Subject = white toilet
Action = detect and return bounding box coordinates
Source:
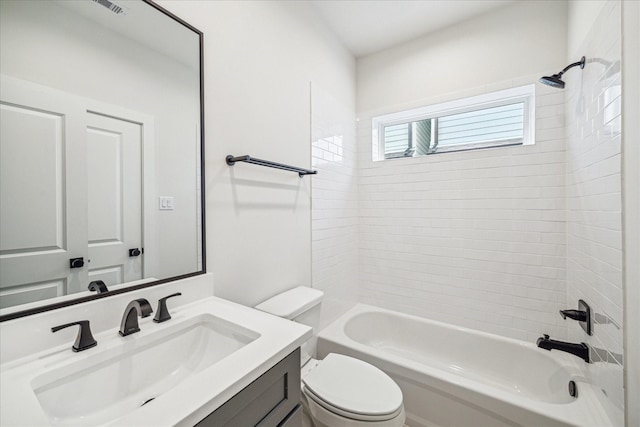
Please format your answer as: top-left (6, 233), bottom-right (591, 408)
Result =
top-left (255, 287), bottom-right (406, 427)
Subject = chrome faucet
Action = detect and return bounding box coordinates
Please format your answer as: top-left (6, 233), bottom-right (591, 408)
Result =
top-left (536, 334), bottom-right (590, 363)
top-left (119, 298), bottom-right (153, 336)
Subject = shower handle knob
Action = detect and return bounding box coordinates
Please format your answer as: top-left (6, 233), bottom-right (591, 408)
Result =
top-left (559, 309), bottom-right (587, 322)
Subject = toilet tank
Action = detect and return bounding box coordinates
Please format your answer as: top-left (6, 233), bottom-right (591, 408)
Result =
top-left (255, 286), bottom-right (323, 326)
top-left (255, 286), bottom-right (323, 361)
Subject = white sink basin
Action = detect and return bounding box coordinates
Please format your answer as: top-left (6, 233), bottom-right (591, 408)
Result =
top-left (0, 296), bottom-right (311, 427)
top-left (31, 313), bottom-right (258, 426)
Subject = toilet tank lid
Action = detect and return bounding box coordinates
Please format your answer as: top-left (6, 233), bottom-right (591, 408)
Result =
top-left (255, 286), bottom-right (323, 319)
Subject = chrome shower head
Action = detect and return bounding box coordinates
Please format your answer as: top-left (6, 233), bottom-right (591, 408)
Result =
top-left (539, 56), bottom-right (586, 89)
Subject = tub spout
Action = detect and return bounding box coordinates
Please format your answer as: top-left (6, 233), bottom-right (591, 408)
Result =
top-left (536, 334), bottom-right (590, 363)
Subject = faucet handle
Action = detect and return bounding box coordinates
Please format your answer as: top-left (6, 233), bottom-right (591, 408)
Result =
top-left (560, 300), bottom-right (592, 335)
top-left (537, 334), bottom-right (550, 344)
top-left (52, 320), bottom-right (97, 352)
top-left (153, 293), bottom-right (182, 323)
top-left (559, 309), bottom-right (587, 321)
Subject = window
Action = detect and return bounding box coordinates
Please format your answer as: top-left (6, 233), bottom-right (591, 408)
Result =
top-left (373, 85), bottom-right (535, 160)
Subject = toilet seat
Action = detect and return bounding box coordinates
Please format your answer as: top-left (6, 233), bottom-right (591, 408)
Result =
top-left (304, 386), bottom-right (404, 422)
top-left (302, 353), bottom-right (403, 421)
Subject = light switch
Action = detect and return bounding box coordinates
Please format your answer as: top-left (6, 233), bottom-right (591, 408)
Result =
top-left (159, 196), bottom-right (174, 210)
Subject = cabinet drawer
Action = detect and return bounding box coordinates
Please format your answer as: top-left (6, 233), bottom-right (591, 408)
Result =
top-left (278, 404), bottom-right (302, 427)
top-left (196, 348), bottom-right (301, 427)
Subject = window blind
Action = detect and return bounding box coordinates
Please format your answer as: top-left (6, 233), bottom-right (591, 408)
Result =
top-left (437, 102), bottom-right (524, 147)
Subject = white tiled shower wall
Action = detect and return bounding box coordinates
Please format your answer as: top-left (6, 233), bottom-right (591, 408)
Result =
top-left (311, 84), bottom-right (359, 331)
top-left (565, 1), bottom-right (623, 420)
top-left (357, 81), bottom-right (568, 342)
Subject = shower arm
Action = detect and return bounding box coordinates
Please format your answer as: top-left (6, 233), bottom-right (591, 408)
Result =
top-left (558, 57), bottom-right (586, 76)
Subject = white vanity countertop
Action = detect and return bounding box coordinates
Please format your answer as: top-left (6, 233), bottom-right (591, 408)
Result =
top-left (0, 296), bottom-right (311, 426)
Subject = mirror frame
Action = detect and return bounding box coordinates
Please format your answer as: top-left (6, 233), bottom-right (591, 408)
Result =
top-left (0, 0), bottom-right (206, 322)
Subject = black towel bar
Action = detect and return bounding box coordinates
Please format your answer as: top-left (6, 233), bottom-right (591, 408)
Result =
top-left (226, 155), bottom-right (317, 177)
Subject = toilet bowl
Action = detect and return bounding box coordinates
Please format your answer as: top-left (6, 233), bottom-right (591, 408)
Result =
top-left (301, 354), bottom-right (405, 427)
top-left (255, 287), bottom-right (405, 427)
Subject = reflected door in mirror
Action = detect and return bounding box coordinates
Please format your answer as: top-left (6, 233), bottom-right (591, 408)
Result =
top-left (86, 112), bottom-right (143, 286)
top-left (1, 77), bottom-right (88, 307)
top-left (0, 78), bottom-right (146, 308)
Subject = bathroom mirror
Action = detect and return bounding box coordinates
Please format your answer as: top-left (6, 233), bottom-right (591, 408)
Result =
top-left (0, 0), bottom-right (205, 320)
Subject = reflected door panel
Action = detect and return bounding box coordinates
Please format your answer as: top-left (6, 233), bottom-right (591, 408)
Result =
top-left (0, 77), bottom-right (88, 307)
top-left (86, 113), bottom-right (143, 284)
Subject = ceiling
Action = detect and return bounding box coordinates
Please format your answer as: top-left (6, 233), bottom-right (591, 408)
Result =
top-left (309, 0), bottom-right (516, 57)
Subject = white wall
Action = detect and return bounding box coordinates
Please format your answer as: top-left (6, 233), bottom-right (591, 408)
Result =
top-left (621, 2), bottom-right (640, 425)
top-left (565, 2), bottom-right (624, 424)
top-left (356, 0), bottom-right (569, 342)
top-left (159, 1), bottom-right (356, 309)
top-left (567, 0), bottom-right (607, 58)
top-left (357, 1), bottom-right (568, 113)
top-left (0, 1), bottom-right (199, 284)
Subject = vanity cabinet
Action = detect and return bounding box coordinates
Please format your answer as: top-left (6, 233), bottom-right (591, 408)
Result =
top-left (196, 348), bottom-right (301, 427)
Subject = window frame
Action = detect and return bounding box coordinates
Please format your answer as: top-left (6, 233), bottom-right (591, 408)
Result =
top-left (372, 84), bottom-right (536, 161)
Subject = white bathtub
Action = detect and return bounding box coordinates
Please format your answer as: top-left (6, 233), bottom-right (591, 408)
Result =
top-left (316, 304), bottom-right (614, 427)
